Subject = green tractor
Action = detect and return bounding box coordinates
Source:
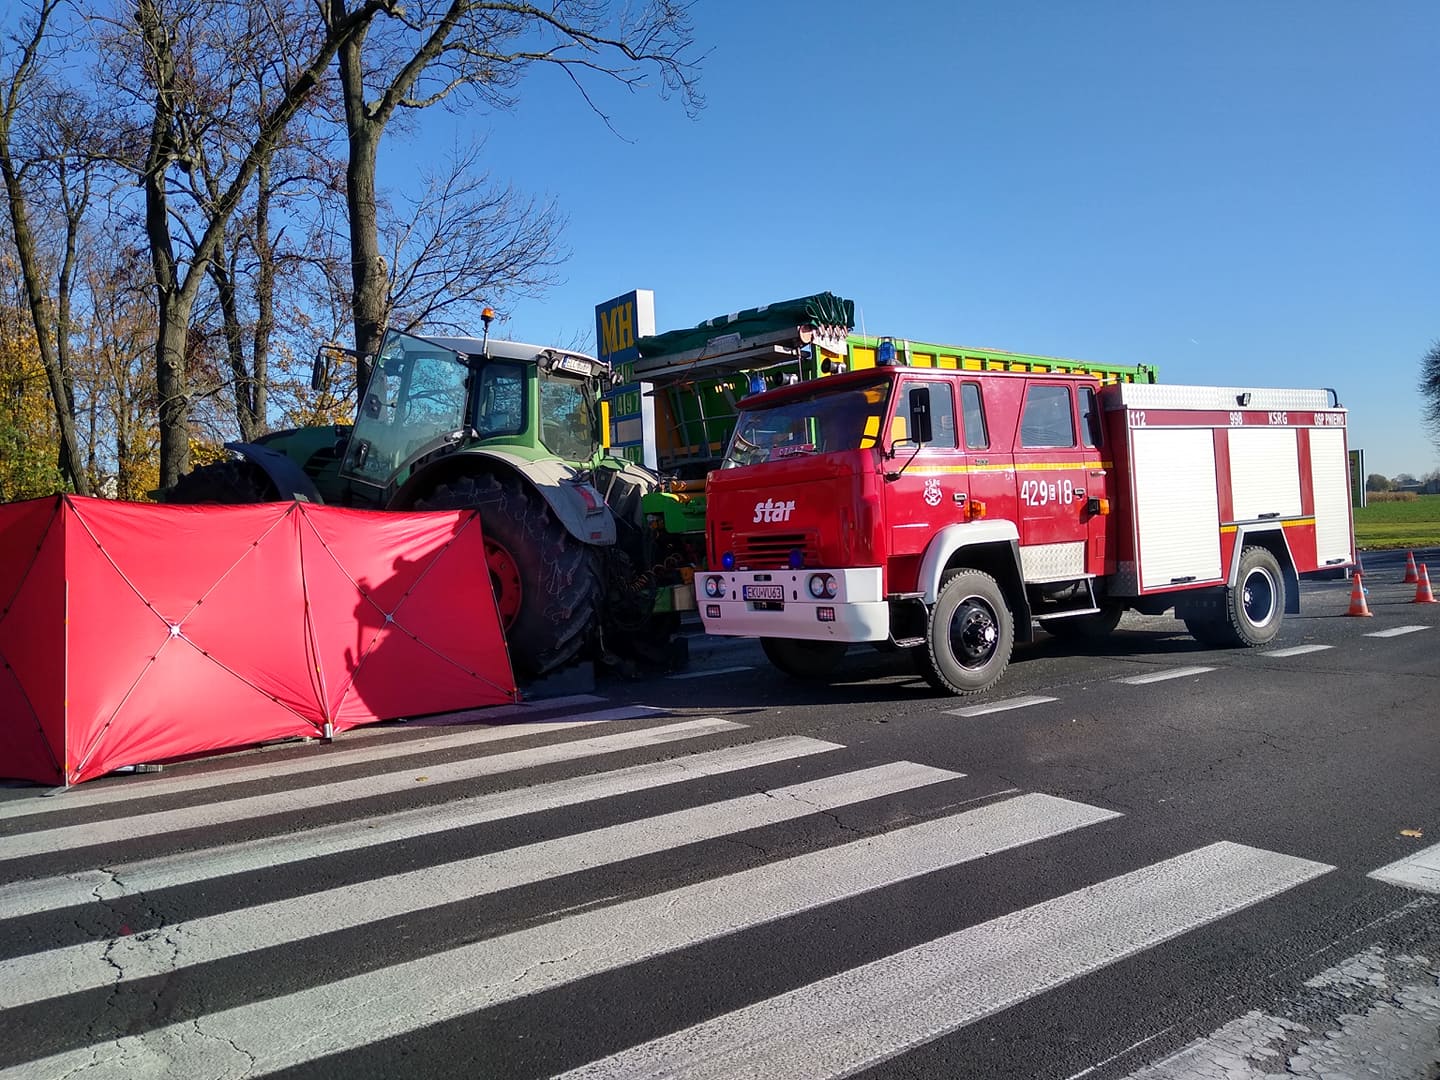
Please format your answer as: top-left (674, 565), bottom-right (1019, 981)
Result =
top-left (165, 321), bottom-right (673, 679)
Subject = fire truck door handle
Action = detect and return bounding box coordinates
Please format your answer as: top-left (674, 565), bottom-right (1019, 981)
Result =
top-left (953, 492), bottom-right (967, 505)
top-left (1074, 489), bottom-right (1086, 497)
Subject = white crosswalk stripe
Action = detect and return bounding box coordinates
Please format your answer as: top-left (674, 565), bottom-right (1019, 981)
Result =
top-left (0, 705), bottom-right (1342, 1080)
top-left (0, 717), bottom-right (740, 862)
top-left (558, 842), bottom-right (1333, 1080)
top-left (0, 736), bottom-right (840, 920)
top-left (2, 761), bottom-right (964, 1008)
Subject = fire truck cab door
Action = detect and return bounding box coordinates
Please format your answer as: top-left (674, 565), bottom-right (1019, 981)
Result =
top-left (1013, 381), bottom-right (1103, 580)
top-left (884, 378), bottom-right (968, 563)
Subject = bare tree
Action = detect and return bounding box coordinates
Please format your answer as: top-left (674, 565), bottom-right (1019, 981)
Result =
top-left (327, 0), bottom-right (702, 394)
top-left (0, 0), bottom-right (97, 494)
top-left (115, 0), bottom-right (396, 488)
top-left (1421, 340), bottom-right (1440, 448)
top-left (385, 141), bottom-right (565, 335)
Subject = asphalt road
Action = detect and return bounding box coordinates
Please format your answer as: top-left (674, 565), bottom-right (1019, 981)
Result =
top-left (1, 550), bottom-right (1437, 1079)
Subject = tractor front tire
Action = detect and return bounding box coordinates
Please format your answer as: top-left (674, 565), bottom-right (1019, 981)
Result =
top-left (165, 459), bottom-right (279, 503)
top-left (417, 473), bottom-right (601, 680)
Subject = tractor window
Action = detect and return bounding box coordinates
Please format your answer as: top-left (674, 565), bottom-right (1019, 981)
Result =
top-left (1020, 384), bottom-right (1076, 448)
top-left (477, 362), bottom-right (525, 438)
top-left (342, 330), bottom-right (469, 486)
top-left (539, 369), bottom-right (596, 460)
top-left (961, 382), bottom-right (989, 449)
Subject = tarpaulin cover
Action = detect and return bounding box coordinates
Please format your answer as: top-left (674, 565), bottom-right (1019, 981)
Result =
top-left (636, 292), bottom-right (856, 358)
top-left (0, 496), bottom-right (516, 786)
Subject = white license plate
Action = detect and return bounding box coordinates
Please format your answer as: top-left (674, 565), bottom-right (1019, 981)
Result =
top-left (743, 585), bottom-right (784, 601)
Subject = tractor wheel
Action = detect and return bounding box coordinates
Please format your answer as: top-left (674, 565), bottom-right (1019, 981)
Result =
top-left (916, 568), bottom-right (1014, 695)
top-left (760, 637), bottom-right (848, 680)
top-left (165, 459), bottom-right (279, 503)
top-left (1044, 601), bottom-right (1124, 643)
top-left (416, 473), bottom-right (601, 680)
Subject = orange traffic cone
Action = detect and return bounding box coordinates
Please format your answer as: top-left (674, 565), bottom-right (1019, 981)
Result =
top-left (1346, 571), bottom-right (1374, 617)
top-left (1413, 565), bottom-right (1437, 604)
top-left (1403, 551), bottom-right (1420, 584)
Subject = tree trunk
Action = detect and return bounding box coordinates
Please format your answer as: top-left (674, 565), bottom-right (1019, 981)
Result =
top-left (251, 159), bottom-right (273, 436)
top-left (340, 29), bottom-right (385, 399)
top-left (0, 156), bottom-right (93, 496)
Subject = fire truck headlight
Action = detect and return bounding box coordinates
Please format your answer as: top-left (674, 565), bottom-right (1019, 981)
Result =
top-left (704, 576), bottom-right (725, 598)
top-left (808, 573), bottom-right (838, 599)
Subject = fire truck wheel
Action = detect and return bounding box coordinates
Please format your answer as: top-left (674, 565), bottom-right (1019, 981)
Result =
top-left (416, 472), bottom-right (601, 680)
top-left (919, 568), bottom-right (1014, 695)
top-left (760, 637), bottom-right (848, 680)
top-left (1219, 546), bottom-right (1286, 647)
top-left (1043, 602), bottom-right (1124, 643)
top-left (164, 459), bottom-right (279, 503)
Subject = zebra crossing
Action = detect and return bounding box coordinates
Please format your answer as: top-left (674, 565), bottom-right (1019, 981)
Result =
top-left (0, 695), bottom-right (1347, 1079)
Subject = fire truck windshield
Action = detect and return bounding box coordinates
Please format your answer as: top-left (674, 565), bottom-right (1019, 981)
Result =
top-left (724, 378), bottom-right (891, 468)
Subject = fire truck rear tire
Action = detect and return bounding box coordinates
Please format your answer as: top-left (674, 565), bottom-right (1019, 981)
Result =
top-left (1218, 546), bottom-right (1286, 647)
top-left (918, 568), bottom-right (1014, 695)
top-left (760, 637), bottom-right (847, 680)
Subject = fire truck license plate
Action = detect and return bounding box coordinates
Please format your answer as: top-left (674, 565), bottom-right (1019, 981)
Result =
top-left (743, 585), bottom-right (784, 601)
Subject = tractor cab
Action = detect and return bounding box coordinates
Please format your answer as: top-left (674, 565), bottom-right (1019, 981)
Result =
top-left (337, 328), bottom-right (609, 497)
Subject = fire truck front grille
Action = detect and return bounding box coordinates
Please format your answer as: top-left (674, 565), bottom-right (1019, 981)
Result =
top-left (733, 532), bottom-right (818, 570)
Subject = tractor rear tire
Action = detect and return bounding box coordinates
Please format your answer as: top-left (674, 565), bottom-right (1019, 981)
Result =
top-left (165, 459), bottom-right (279, 503)
top-left (417, 473), bottom-right (601, 680)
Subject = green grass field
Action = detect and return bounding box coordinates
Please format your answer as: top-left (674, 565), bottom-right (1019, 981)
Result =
top-left (1353, 494), bottom-right (1440, 549)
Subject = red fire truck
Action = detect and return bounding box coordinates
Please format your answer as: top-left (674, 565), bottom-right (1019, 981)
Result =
top-left (698, 351), bottom-right (1355, 694)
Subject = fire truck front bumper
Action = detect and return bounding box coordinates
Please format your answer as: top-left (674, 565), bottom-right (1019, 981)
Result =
top-left (695, 567), bottom-right (888, 643)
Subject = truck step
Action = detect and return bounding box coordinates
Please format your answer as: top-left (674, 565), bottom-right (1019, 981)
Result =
top-left (889, 636), bottom-right (926, 649)
top-left (1035, 607), bottom-right (1102, 620)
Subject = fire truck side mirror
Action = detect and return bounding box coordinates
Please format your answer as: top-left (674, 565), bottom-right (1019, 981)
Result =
top-left (907, 386), bottom-right (933, 446)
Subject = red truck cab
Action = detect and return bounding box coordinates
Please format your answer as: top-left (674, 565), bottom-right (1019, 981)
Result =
top-left (700, 365), bottom-right (1353, 695)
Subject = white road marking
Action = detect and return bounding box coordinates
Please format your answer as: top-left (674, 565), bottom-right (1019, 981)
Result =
top-left (0, 708), bottom-right (640, 820)
top-left (946, 695), bottom-right (1057, 718)
top-left (0, 737), bottom-right (842, 920)
top-left (1117, 666), bottom-right (1215, 685)
top-left (1265, 644), bottom-right (1334, 658)
top-left (0, 718), bottom-right (741, 863)
top-left (667, 665), bottom-right (755, 680)
top-left (1, 762), bottom-right (965, 1008)
top-left (1363, 625), bottom-right (1430, 638)
top-left (339, 693), bottom-right (607, 734)
top-left (558, 842), bottom-right (1334, 1080)
top-left (1368, 840), bottom-right (1440, 893)
top-left (0, 793), bottom-right (1120, 1079)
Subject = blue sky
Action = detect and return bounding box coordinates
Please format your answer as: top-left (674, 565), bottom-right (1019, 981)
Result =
top-left (383, 1), bottom-right (1438, 477)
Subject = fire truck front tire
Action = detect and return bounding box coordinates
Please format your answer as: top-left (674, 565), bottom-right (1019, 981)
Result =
top-left (760, 638), bottom-right (847, 680)
top-left (918, 568), bottom-right (1015, 695)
